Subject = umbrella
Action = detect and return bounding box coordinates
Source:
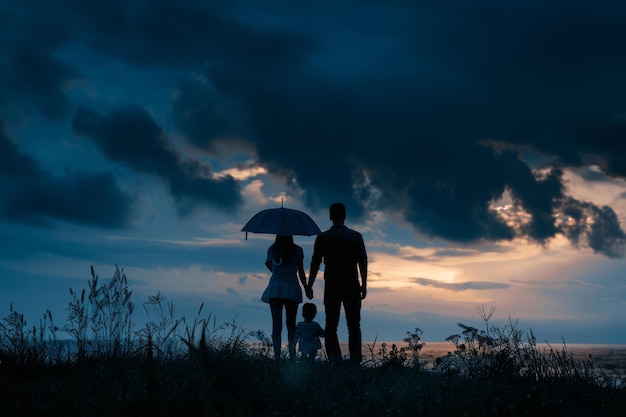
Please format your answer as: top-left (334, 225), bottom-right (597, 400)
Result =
top-left (241, 206), bottom-right (322, 239)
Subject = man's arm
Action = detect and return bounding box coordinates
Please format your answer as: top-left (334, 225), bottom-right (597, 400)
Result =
top-left (358, 259), bottom-right (367, 300)
top-left (306, 261), bottom-right (319, 300)
top-left (297, 259), bottom-right (307, 288)
top-left (358, 235), bottom-right (368, 300)
top-left (307, 237), bottom-right (322, 300)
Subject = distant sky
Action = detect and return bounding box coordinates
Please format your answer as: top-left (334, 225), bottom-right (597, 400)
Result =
top-left (1, 0), bottom-right (626, 345)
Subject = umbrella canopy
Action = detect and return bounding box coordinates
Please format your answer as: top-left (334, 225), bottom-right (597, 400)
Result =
top-left (242, 207), bottom-right (322, 238)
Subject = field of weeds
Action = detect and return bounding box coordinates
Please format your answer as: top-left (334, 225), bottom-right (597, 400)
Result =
top-left (1, 267), bottom-right (625, 416)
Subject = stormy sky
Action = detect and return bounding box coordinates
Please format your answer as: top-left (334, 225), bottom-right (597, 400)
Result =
top-left (1, 0), bottom-right (626, 344)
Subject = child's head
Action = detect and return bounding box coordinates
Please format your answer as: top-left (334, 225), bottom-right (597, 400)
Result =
top-left (302, 303), bottom-right (317, 321)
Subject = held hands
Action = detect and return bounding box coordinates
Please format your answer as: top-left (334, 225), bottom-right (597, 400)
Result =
top-left (305, 285), bottom-right (314, 300)
top-left (360, 285), bottom-right (367, 300)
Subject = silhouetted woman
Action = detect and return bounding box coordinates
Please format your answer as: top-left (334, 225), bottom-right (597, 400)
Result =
top-left (262, 235), bottom-right (306, 359)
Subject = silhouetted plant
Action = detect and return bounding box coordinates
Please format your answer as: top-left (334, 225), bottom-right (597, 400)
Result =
top-left (434, 313), bottom-right (615, 388)
top-left (250, 329), bottom-right (273, 357)
top-left (404, 327), bottom-right (427, 368)
top-left (363, 329), bottom-right (426, 370)
top-left (0, 304), bottom-right (58, 366)
top-left (378, 342), bottom-right (409, 368)
top-left (136, 291), bottom-right (185, 360)
top-left (476, 304), bottom-right (495, 336)
top-left (62, 265), bottom-right (136, 360)
top-left (1, 268), bottom-right (625, 417)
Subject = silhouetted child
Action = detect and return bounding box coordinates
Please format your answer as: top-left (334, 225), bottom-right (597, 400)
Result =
top-left (290, 303), bottom-right (325, 363)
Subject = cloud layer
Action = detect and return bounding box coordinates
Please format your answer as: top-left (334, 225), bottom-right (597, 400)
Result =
top-left (413, 277), bottom-right (510, 292)
top-left (72, 105), bottom-right (242, 216)
top-left (0, 118), bottom-right (133, 228)
top-left (2, 0), bottom-right (626, 256)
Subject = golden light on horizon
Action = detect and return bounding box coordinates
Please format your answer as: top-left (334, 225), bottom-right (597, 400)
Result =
top-left (369, 252), bottom-right (460, 290)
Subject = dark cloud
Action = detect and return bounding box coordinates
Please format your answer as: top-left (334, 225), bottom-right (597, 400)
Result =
top-left (0, 39), bottom-right (82, 121)
top-left (72, 105), bottom-right (242, 215)
top-left (504, 162), bottom-right (564, 243)
top-left (6, 171), bottom-right (134, 228)
top-left (413, 277), bottom-right (510, 292)
top-left (0, 0), bottom-right (83, 120)
top-left (0, 118), bottom-right (134, 228)
top-left (172, 1), bottom-right (626, 255)
top-left (387, 144), bottom-right (514, 243)
top-left (171, 74), bottom-right (250, 151)
top-left (9, 0), bottom-right (313, 69)
top-left (0, 119), bottom-right (39, 176)
top-left (559, 198), bottom-right (626, 258)
top-left (6, 1), bottom-right (626, 255)
top-left (572, 118), bottom-right (626, 178)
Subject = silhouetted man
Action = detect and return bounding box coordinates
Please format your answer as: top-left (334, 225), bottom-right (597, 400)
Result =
top-left (306, 202), bottom-right (367, 363)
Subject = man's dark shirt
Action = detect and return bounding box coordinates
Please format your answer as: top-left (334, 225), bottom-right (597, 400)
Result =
top-left (311, 225), bottom-right (367, 289)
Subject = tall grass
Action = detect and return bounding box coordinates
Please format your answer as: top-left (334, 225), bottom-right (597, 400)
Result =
top-left (1, 267), bottom-right (625, 416)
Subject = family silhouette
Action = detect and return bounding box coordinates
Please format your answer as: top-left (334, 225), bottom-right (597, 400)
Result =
top-left (260, 202), bottom-right (368, 364)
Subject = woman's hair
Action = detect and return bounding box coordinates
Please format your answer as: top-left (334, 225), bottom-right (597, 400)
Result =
top-left (302, 303), bottom-right (317, 321)
top-left (270, 235), bottom-right (294, 263)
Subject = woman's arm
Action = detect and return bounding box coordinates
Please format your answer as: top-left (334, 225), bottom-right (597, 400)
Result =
top-left (297, 259), bottom-right (306, 287)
